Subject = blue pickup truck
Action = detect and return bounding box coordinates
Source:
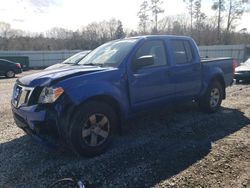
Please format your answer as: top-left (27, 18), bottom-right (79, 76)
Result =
top-left (11, 35), bottom-right (236, 156)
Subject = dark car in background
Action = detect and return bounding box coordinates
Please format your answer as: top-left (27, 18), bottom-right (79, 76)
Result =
top-left (45, 51), bottom-right (90, 70)
top-left (0, 59), bottom-right (22, 78)
top-left (234, 58), bottom-right (250, 83)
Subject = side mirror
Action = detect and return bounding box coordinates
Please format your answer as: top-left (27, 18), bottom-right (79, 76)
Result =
top-left (134, 55), bottom-right (154, 70)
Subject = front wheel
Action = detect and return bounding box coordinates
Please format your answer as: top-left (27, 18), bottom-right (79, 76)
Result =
top-left (68, 101), bottom-right (117, 157)
top-left (199, 80), bottom-right (223, 113)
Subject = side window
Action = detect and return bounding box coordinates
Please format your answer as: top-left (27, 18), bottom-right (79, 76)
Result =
top-left (171, 40), bottom-right (193, 64)
top-left (135, 40), bottom-right (167, 67)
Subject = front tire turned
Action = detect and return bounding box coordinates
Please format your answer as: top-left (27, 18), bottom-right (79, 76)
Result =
top-left (199, 80), bottom-right (223, 113)
top-left (68, 100), bottom-right (118, 157)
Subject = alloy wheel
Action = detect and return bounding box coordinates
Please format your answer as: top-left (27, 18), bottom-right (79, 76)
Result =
top-left (210, 88), bottom-right (220, 108)
top-left (82, 113), bottom-right (110, 147)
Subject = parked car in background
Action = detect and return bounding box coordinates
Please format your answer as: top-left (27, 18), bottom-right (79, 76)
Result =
top-left (11, 35), bottom-right (235, 156)
top-left (234, 58), bottom-right (250, 83)
top-left (0, 59), bottom-right (22, 78)
top-left (45, 51), bottom-right (90, 70)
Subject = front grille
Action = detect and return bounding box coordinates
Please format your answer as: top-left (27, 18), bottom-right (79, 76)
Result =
top-left (12, 84), bottom-right (34, 108)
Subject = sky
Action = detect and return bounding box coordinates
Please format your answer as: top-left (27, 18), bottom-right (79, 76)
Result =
top-left (0, 0), bottom-right (249, 33)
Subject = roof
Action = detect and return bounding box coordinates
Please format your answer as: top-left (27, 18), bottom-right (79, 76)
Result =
top-left (127, 35), bottom-right (193, 41)
top-left (0, 58), bottom-right (16, 63)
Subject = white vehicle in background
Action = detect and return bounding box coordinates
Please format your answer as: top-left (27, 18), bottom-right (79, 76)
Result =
top-left (45, 51), bottom-right (90, 70)
top-left (234, 58), bottom-right (250, 83)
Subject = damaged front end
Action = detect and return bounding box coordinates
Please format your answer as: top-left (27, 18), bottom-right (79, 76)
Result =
top-left (11, 83), bottom-right (76, 149)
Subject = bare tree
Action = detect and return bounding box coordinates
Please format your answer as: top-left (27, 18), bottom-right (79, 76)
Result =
top-left (149, 0), bottom-right (164, 33)
top-left (0, 22), bottom-right (13, 50)
top-left (193, 0), bottom-right (206, 44)
top-left (224, 0), bottom-right (250, 44)
top-left (137, 0), bottom-right (150, 34)
top-left (46, 27), bottom-right (73, 39)
top-left (158, 16), bottom-right (172, 33)
top-left (211, 0), bottom-right (225, 43)
top-left (183, 0), bottom-right (195, 35)
top-left (107, 18), bottom-right (119, 40)
top-left (212, 0), bottom-right (249, 44)
top-left (115, 20), bottom-right (125, 39)
top-left (157, 14), bottom-right (189, 35)
top-left (225, 0), bottom-right (249, 33)
top-left (0, 22), bottom-right (12, 38)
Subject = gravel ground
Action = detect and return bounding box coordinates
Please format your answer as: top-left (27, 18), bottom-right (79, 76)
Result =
top-left (0, 70), bottom-right (249, 188)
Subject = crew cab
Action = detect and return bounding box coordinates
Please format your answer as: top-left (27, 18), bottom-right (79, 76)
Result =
top-left (11, 35), bottom-right (236, 156)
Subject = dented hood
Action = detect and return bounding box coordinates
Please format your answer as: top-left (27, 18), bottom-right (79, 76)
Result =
top-left (17, 66), bottom-right (110, 87)
top-left (44, 63), bottom-right (73, 70)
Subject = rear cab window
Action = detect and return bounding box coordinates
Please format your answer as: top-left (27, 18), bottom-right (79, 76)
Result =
top-left (171, 40), bottom-right (194, 65)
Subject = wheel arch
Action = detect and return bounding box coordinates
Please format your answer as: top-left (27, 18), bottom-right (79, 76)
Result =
top-left (201, 72), bottom-right (226, 100)
top-left (210, 74), bottom-right (226, 99)
top-left (76, 94), bottom-right (124, 133)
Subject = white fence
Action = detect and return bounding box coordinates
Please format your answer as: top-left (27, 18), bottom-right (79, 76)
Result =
top-left (199, 44), bottom-right (250, 64)
top-left (0, 50), bottom-right (82, 68)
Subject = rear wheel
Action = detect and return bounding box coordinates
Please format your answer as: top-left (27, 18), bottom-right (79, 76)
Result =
top-left (68, 101), bottom-right (117, 157)
top-left (199, 80), bottom-right (223, 113)
top-left (5, 70), bottom-right (15, 78)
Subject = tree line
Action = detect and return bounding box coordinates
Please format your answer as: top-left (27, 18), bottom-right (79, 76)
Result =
top-left (137, 0), bottom-right (250, 45)
top-left (0, 0), bottom-right (250, 51)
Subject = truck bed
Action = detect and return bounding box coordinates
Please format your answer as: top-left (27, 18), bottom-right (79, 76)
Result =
top-left (201, 57), bottom-right (234, 87)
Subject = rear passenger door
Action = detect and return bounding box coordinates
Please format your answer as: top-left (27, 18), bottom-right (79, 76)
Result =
top-left (170, 40), bottom-right (202, 98)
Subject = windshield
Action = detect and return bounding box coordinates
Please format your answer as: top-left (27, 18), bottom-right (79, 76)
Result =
top-left (78, 39), bottom-right (138, 67)
top-left (62, 51), bottom-right (89, 64)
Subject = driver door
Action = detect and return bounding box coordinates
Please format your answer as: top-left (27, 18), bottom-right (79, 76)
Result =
top-left (128, 40), bottom-right (175, 107)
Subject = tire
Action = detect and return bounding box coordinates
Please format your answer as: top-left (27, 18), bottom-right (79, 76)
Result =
top-left (199, 80), bottom-right (223, 113)
top-left (5, 70), bottom-right (15, 78)
top-left (236, 79), bottom-right (240, 84)
top-left (68, 100), bottom-right (117, 157)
